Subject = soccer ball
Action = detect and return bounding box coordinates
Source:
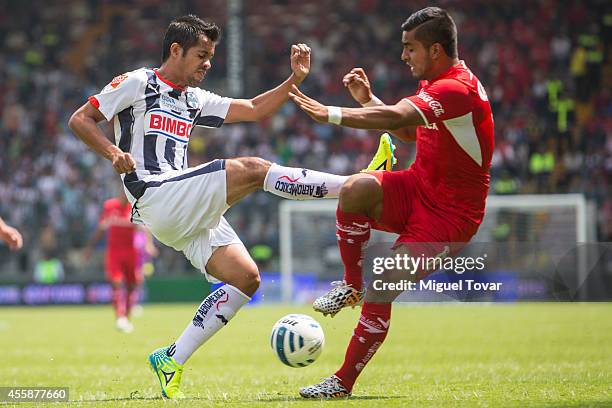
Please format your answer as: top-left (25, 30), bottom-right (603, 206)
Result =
top-left (270, 314), bottom-right (325, 367)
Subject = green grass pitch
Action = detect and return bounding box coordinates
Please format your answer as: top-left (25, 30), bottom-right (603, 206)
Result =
top-left (1, 303), bottom-right (611, 407)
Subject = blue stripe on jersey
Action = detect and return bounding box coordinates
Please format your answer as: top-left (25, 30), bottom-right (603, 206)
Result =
top-left (195, 115), bottom-right (225, 128)
top-left (118, 107), bottom-right (134, 152)
top-left (143, 134), bottom-right (161, 173)
top-left (143, 70), bottom-right (162, 173)
top-left (146, 130), bottom-right (189, 144)
top-left (144, 70), bottom-right (161, 110)
top-left (164, 139), bottom-right (177, 170)
top-left (123, 159), bottom-right (226, 200)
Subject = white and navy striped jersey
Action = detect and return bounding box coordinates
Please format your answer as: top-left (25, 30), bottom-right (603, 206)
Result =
top-left (89, 68), bottom-right (232, 199)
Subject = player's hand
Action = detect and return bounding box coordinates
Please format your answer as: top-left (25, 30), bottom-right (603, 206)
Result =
top-left (111, 151), bottom-right (136, 174)
top-left (289, 84), bottom-right (329, 123)
top-left (290, 43), bottom-right (311, 82)
top-left (0, 225), bottom-right (23, 251)
top-left (342, 68), bottom-right (373, 105)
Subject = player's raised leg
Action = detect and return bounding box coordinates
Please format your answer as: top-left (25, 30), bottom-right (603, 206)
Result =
top-left (224, 157), bottom-right (348, 204)
top-left (312, 172), bottom-right (384, 317)
top-left (224, 133), bottom-right (395, 204)
top-left (148, 243), bottom-right (257, 399)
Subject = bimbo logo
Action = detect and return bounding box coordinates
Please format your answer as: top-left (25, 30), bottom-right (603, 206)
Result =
top-left (147, 109), bottom-right (193, 140)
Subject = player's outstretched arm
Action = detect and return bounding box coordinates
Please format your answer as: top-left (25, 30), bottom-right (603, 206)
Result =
top-left (81, 220), bottom-right (106, 263)
top-left (0, 217), bottom-right (23, 251)
top-left (68, 102), bottom-right (136, 174)
top-left (342, 68), bottom-right (416, 142)
top-left (225, 43), bottom-right (311, 123)
top-left (289, 84), bottom-right (425, 130)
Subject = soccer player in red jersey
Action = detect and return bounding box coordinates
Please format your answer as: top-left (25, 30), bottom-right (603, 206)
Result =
top-left (290, 7), bottom-right (494, 398)
top-left (84, 190), bottom-right (156, 332)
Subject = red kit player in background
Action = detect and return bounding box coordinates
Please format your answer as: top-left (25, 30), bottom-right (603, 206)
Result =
top-left (84, 189), bottom-right (157, 333)
top-left (290, 7), bottom-right (494, 398)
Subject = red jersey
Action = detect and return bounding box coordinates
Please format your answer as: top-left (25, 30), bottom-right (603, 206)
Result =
top-left (404, 61), bottom-right (494, 224)
top-left (100, 198), bottom-right (135, 252)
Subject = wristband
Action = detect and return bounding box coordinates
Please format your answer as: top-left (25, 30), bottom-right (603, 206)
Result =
top-left (362, 95), bottom-right (383, 107)
top-left (327, 106), bottom-right (342, 125)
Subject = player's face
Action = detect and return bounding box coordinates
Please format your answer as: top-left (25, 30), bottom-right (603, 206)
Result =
top-left (401, 29), bottom-right (432, 80)
top-left (181, 35), bottom-right (216, 87)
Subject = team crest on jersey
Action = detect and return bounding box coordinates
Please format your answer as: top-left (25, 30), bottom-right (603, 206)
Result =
top-left (146, 109), bottom-right (193, 142)
top-left (185, 92), bottom-right (198, 109)
top-left (109, 73), bottom-right (128, 88)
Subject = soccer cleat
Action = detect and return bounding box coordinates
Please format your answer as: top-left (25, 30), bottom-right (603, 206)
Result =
top-left (299, 375), bottom-right (351, 399)
top-left (148, 346), bottom-right (185, 399)
top-left (115, 316), bottom-right (133, 333)
top-left (364, 133), bottom-right (397, 171)
top-left (313, 281), bottom-right (365, 317)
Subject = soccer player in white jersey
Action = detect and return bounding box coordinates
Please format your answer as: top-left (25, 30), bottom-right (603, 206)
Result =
top-left (69, 15), bottom-right (394, 399)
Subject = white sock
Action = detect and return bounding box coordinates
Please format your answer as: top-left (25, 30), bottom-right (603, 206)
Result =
top-left (263, 163), bottom-right (348, 200)
top-left (172, 284), bottom-right (250, 365)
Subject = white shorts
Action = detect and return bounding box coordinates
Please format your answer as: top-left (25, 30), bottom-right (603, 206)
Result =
top-left (182, 216), bottom-right (242, 283)
top-left (131, 159), bottom-right (242, 281)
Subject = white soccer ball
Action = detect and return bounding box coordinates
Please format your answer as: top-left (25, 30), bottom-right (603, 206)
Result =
top-left (270, 314), bottom-right (325, 367)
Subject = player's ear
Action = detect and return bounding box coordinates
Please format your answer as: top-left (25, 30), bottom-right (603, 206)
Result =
top-left (170, 42), bottom-right (183, 59)
top-left (430, 43), bottom-right (442, 60)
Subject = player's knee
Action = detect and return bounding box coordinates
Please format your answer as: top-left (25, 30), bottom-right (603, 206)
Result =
top-left (339, 175), bottom-right (381, 212)
top-left (228, 157), bottom-right (272, 184)
top-left (232, 265), bottom-right (260, 297)
top-left (243, 268), bottom-right (261, 296)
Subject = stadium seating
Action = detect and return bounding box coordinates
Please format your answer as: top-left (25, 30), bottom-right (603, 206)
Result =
top-left (0, 0), bottom-right (609, 278)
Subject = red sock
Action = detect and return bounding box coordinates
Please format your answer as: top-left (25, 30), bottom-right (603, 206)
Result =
top-left (336, 208), bottom-right (372, 291)
top-left (111, 286), bottom-right (127, 318)
top-left (335, 302), bottom-right (391, 391)
top-left (125, 286), bottom-right (138, 317)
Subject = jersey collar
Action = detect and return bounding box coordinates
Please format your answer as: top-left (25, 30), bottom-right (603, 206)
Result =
top-left (154, 69), bottom-right (186, 92)
top-left (424, 60), bottom-right (465, 85)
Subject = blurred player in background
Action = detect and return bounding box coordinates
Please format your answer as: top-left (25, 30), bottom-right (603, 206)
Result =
top-left (0, 217), bottom-right (22, 251)
top-left (69, 14), bottom-right (393, 399)
top-left (290, 7), bottom-right (494, 398)
top-left (84, 189), bottom-right (157, 333)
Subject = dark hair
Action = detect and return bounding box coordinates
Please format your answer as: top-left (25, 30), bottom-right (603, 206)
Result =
top-left (162, 15), bottom-right (221, 62)
top-left (401, 7), bottom-right (457, 58)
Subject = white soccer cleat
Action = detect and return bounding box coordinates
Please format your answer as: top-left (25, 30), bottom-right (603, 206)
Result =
top-left (313, 281), bottom-right (365, 317)
top-left (299, 375), bottom-right (351, 399)
top-left (116, 316), bottom-right (133, 333)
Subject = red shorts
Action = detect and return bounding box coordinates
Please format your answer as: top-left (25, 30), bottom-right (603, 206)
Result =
top-left (105, 249), bottom-right (143, 284)
top-left (371, 169), bottom-right (481, 270)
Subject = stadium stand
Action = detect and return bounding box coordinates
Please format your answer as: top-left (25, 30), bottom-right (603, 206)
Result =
top-left (0, 0), bottom-right (609, 278)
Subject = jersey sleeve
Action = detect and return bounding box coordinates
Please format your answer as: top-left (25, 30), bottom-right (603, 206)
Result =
top-left (88, 72), bottom-right (144, 121)
top-left (193, 88), bottom-right (233, 128)
top-left (404, 79), bottom-right (473, 125)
